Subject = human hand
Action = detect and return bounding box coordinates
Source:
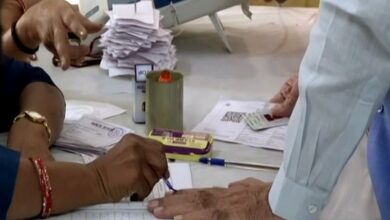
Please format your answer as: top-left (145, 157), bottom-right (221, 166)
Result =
top-left (88, 134), bottom-right (169, 202)
top-left (15, 0), bottom-right (102, 69)
top-left (148, 178), bottom-right (281, 220)
top-left (270, 74), bottom-right (299, 118)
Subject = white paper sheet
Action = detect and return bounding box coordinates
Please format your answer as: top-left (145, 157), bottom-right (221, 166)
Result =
top-left (48, 163), bottom-right (192, 220)
top-left (65, 100), bottom-right (126, 122)
top-left (193, 100), bottom-right (287, 151)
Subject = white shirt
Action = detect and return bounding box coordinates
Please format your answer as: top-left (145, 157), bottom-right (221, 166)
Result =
top-left (268, 0), bottom-right (390, 219)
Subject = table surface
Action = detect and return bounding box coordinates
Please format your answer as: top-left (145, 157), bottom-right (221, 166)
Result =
top-left (35, 5), bottom-right (317, 188)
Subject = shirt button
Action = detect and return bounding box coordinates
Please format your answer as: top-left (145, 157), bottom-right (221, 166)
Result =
top-left (378, 105), bottom-right (384, 113)
top-left (308, 205), bottom-right (318, 214)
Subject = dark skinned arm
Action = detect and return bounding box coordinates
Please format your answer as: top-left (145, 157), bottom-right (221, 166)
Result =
top-left (7, 82), bottom-right (65, 161)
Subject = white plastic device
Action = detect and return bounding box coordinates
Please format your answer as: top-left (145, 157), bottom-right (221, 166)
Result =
top-left (78, 0), bottom-right (110, 54)
top-left (133, 64), bottom-right (154, 123)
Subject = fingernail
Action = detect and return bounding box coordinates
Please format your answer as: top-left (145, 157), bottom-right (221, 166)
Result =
top-left (174, 216), bottom-right (183, 220)
top-left (148, 200), bottom-right (159, 209)
top-left (153, 207), bottom-right (164, 215)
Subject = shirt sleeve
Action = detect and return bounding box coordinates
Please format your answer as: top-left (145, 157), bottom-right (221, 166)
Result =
top-left (0, 145), bottom-right (20, 220)
top-left (269, 1), bottom-right (390, 219)
top-left (0, 56), bottom-right (58, 132)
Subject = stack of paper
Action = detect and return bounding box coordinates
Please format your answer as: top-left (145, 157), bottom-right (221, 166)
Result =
top-left (54, 116), bottom-right (133, 155)
top-left (100, 1), bottom-right (177, 77)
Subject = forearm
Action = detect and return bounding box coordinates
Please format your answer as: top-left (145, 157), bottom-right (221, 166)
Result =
top-left (7, 159), bottom-right (105, 219)
top-left (7, 82), bottom-right (65, 157)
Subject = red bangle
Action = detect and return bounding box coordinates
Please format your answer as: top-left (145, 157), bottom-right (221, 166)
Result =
top-left (30, 157), bottom-right (53, 218)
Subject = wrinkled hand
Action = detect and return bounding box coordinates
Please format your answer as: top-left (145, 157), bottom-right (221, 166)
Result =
top-left (270, 74), bottom-right (299, 118)
top-left (148, 178), bottom-right (281, 220)
top-left (88, 134), bottom-right (169, 202)
top-left (16, 0), bottom-right (102, 69)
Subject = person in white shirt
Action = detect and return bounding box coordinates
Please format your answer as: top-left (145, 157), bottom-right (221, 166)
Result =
top-left (147, 0), bottom-right (390, 219)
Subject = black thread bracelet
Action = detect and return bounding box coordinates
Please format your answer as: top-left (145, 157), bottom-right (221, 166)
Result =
top-left (11, 22), bottom-right (39, 54)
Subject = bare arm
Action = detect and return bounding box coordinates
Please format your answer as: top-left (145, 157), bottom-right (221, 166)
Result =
top-left (7, 82), bottom-right (65, 160)
top-left (7, 159), bottom-right (104, 219)
top-left (7, 134), bottom-right (169, 219)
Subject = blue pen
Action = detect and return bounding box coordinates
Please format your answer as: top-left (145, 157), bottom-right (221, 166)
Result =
top-left (164, 179), bottom-right (177, 192)
top-left (199, 157), bottom-right (280, 170)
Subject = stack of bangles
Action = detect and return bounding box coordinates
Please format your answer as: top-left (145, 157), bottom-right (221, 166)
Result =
top-left (30, 157), bottom-right (53, 218)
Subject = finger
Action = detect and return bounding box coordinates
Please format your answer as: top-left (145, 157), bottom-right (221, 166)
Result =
top-left (68, 45), bottom-right (90, 60)
top-left (145, 139), bottom-right (169, 179)
top-left (270, 103), bottom-right (293, 118)
top-left (152, 201), bottom-right (205, 219)
top-left (79, 14), bottom-right (104, 34)
top-left (228, 177), bottom-right (262, 188)
top-left (133, 176), bottom-right (153, 201)
top-left (141, 165), bottom-right (160, 195)
top-left (61, 10), bottom-right (88, 40)
top-left (71, 4), bottom-right (79, 11)
top-left (172, 208), bottom-right (230, 220)
top-left (52, 24), bottom-right (71, 70)
top-left (269, 92), bottom-right (284, 103)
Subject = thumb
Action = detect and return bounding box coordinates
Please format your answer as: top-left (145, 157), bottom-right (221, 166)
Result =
top-left (81, 15), bottom-right (104, 34)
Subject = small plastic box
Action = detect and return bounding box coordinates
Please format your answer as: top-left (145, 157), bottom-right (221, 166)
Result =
top-left (148, 128), bottom-right (213, 161)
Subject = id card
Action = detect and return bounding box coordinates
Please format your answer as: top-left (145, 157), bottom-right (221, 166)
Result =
top-left (244, 110), bottom-right (289, 131)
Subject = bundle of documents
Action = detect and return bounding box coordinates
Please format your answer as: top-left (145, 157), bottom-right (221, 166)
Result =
top-left (100, 1), bottom-right (177, 77)
top-left (55, 116), bottom-right (132, 155)
top-left (193, 99), bottom-right (288, 151)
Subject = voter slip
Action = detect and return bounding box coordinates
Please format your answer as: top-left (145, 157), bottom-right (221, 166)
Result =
top-left (244, 110), bottom-right (289, 131)
top-left (148, 128), bottom-right (213, 161)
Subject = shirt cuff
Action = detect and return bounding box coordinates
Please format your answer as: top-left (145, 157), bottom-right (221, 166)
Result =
top-left (269, 165), bottom-right (329, 220)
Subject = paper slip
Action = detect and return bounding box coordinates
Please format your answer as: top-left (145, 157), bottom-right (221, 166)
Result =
top-left (55, 116), bottom-right (133, 155)
top-left (65, 100), bottom-right (126, 122)
top-left (192, 100), bottom-right (288, 151)
top-left (113, 2), bottom-right (154, 25)
top-left (100, 1), bottom-right (176, 77)
top-left (47, 163), bottom-right (192, 220)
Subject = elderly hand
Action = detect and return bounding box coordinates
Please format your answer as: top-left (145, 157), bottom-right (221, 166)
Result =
top-left (15, 0), bottom-right (102, 69)
top-left (88, 134), bottom-right (169, 202)
top-left (270, 74), bottom-right (299, 118)
top-left (148, 178), bottom-right (281, 220)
